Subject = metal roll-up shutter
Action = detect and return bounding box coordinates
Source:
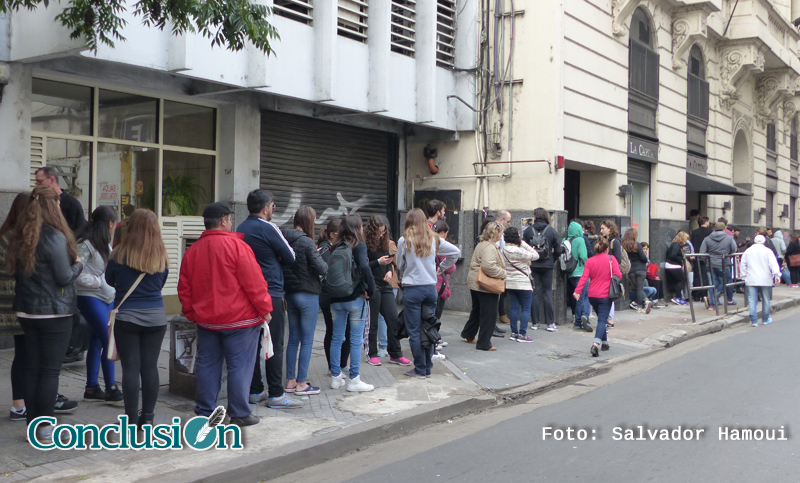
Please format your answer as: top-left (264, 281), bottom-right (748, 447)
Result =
top-left (260, 111), bottom-right (393, 227)
top-left (766, 191), bottom-right (774, 227)
top-left (627, 159), bottom-right (652, 184)
top-left (791, 197), bottom-right (797, 232)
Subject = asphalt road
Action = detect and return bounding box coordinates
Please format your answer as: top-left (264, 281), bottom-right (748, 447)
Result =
top-left (274, 306), bottom-right (800, 483)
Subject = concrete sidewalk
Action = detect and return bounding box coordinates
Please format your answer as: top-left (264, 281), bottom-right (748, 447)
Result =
top-left (2, 286), bottom-right (798, 482)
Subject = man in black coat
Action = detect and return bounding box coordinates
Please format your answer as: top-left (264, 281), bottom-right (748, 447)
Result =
top-left (34, 167), bottom-right (87, 232)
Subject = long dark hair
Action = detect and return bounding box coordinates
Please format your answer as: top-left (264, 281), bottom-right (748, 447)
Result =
top-left (293, 205), bottom-right (316, 239)
top-left (533, 208), bottom-right (550, 224)
top-left (602, 219), bottom-right (620, 239)
top-left (0, 192), bottom-right (30, 238)
top-left (76, 206), bottom-right (117, 262)
top-left (338, 214), bottom-right (364, 248)
top-left (365, 214), bottom-right (390, 253)
top-left (7, 186), bottom-right (77, 276)
top-left (318, 218), bottom-right (342, 246)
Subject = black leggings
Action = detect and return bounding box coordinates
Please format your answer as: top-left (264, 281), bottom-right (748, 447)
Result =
top-left (19, 316), bottom-right (72, 425)
top-left (791, 267), bottom-right (800, 285)
top-left (665, 268), bottom-right (685, 299)
top-left (531, 267), bottom-right (554, 326)
top-left (12, 334), bottom-right (25, 401)
top-left (322, 295), bottom-right (350, 370)
top-left (368, 290), bottom-right (402, 359)
top-left (114, 320), bottom-right (166, 421)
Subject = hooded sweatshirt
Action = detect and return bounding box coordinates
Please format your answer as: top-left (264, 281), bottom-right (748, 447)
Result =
top-left (772, 231), bottom-right (787, 259)
top-left (740, 242), bottom-right (780, 287)
top-left (567, 222), bottom-right (588, 278)
top-left (699, 230), bottom-right (738, 269)
top-left (523, 219), bottom-right (562, 269)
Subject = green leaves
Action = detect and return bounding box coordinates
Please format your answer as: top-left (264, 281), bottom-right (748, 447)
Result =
top-left (4, 0), bottom-right (278, 54)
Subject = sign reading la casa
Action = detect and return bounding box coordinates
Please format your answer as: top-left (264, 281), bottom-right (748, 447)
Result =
top-left (628, 136), bottom-right (658, 163)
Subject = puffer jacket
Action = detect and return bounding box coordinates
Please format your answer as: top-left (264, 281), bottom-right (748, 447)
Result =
top-left (282, 228), bottom-right (328, 295)
top-left (467, 241), bottom-right (507, 292)
top-left (76, 240), bottom-right (115, 304)
top-left (502, 241), bottom-right (538, 291)
top-left (13, 224), bottom-right (84, 315)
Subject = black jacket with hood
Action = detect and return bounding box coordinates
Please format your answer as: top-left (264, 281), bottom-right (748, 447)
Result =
top-left (13, 225), bottom-right (84, 315)
top-left (523, 219), bottom-right (562, 269)
top-left (282, 227), bottom-right (328, 295)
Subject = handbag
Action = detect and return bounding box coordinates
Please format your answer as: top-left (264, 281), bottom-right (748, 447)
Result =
top-left (476, 245), bottom-right (505, 294)
top-left (608, 255), bottom-right (624, 301)
top-left (789, 254), bottom-right (800, 267)
top-left (107, 273), bottom-right (145, 362)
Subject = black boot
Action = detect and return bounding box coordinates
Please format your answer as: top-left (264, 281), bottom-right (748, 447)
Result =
top-left (137, 411), bottom-right (154, 430)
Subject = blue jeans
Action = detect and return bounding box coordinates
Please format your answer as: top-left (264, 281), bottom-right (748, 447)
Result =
top-left (588, 298), bottom-right (611, 345)
top-left (577, 282), bottom-right (590, 322)
top-left (630, 287), bottom-right (657, 303)
top-left (331, 297), bottom-right (368, 379)
top-left (709, 267), bottom-right (734, 305)
top-left (507, 289), bottom-right (532, 335)
top-left (285, 292), bottom-right (320, 382)
top-left (403, 285), bottom-right (438, 376)
top-left (746, 286), bottom-right (772, 324)
top-left (195, 324), bottom-right (260, 419)
top-left (77, 296), bottom-right (115, 389)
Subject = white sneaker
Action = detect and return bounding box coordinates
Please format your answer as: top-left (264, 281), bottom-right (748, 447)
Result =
top-left (346, 375), bottom-right (374, 392)
top-left (432, 352), bottom-right (446, 360)
top-left (330, 373), bottom-right (346, 389)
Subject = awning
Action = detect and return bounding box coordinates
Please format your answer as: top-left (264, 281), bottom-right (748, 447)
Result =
top-left (686, 172), bottom-right (753, 196)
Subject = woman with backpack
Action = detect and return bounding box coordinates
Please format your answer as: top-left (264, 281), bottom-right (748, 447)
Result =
top-left (365, 215), bottom-right (411, 368)
top-left (565, 221), bottom-right (589, 330)
top-left (574, 237), bottom-right (622, 357)
top-left (8, 187), bottom-right (84, 439)
top-left (665, 231), bottom-right (690, 305)
top-left (461, 221), bottom-right (505, 351)
top-left (75, 206), bottom-right (123, 403)
top-left (318, 219), bottom-right (351, 372)
top-left (283, 206), bottom-right (328, 396)
top-left (622, 228), bottom-right (651, 314)
top-left (328, 214), bottom-right (376, 392)
top-left (398, 209), bottom-right (460, 374)
top-left (523, 208), bottom-right (562, 331)
top-left (600, 220), bottom-right (626, 326)
top-left (105, 209), bottom-right (169, 428)
top-left (501, 227), bottom-right (538, 342)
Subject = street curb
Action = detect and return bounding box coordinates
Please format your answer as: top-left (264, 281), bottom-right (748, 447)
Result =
top-left (179, 394), bottom-right (496, 483)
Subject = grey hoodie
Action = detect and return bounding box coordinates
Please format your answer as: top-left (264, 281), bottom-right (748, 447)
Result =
top-left (699, 230), bottom-right (738, 269)
top-left (772, 230), bottom-right (786, 258)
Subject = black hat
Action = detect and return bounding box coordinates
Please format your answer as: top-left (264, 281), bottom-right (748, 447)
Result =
top-left (203, 202), bottom-right (234, 218)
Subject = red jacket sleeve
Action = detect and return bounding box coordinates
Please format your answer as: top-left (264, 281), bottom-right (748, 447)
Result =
top-left (178, 249), bottom-right (195, 321)
top-left (238, 243), bottom-right (273, 316)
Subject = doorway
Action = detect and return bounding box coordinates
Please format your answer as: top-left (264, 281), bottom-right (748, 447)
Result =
top-left (564, 169), bottom-right (580, 222)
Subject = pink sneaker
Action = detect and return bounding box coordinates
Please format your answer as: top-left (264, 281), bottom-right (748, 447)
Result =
top-left (367, 357), bottom-right (382, 366)
top-left (389, 356), bottom-right (412, 366)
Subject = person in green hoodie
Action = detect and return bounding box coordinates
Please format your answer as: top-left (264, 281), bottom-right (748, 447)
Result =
top-left (566, 221), bottom-right (589, 330)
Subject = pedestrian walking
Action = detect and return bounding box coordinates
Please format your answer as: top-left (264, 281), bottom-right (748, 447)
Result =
top-left (523, 208), bottom-right (562, 331)
top-left (75, 206), bottom-right (123, 403)
top-left (461, 221), bottom-right (505, 351)
top-left (364, 214), bottom-right (411, 368)
top-left (8, 187), bottom-right (84, 441)
top-left (785, 234), bottom-right (800, 287)
top-left (106, 209), bottom-right (168, 429)
top-left (574, 237), bottom-right (622, 357)
top-left (0, 193), bottom-right (30, 422)
top-left (740, 235), bottom-right (781, 327)
top-left (599, 220), bottom-right (624, 326)
top-left (178, 202), bottom-right (273, 427)
top-left (665, 231), bottom-right (689, 305)
top-left (501, 227), bottom-right (538, 342)
top-left (622, 228), bottom-right (651, 314)
top-left (282, 206), bottom-right (328, 396)
top-left (565, 221), bottom-right (590, 329)
top-left (328, 215), bottom-right (377, 391)
top-left (398, 209), bottom-right (460, 375)
top-left (699, 222), bottom-right (738, 310)
top-left (318, 219), bottom-right (351, 371)
top-left (237, 189), bottom-right (302, 409)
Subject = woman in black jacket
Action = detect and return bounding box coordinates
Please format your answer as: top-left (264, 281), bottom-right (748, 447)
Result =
top-left (785, 234), bottom-right (800, 287)
top-left (7, 187), bottom-right (83, 440)
top-left (283, 206), bottom-right (328, 396)
top-left (319, 219), bottom-right (350, 372)
top-left (622, 228), bottom-right (650, 313)
top-left (365, 215), bottom-right (411, 367)
top-left (522, 208), bottom-right (562, 331)
top-left (665, 231), bottom-right (690, 305)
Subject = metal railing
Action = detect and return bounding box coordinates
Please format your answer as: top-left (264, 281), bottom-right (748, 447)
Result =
top-left (683, 251), bottom-right (745, 323)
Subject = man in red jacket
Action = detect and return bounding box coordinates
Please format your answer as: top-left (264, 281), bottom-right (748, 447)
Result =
top-left (178, 202), bottom-right (273, 427)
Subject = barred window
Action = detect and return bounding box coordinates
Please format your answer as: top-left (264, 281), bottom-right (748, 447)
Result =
top-left (391, 0), bottom-right (416, 57)
top-left (436, 0), bottom-right (456, 67)
top-left (274, 0), bottom-right (313, 25)
top-left (338, 0), bottom-right (368, 42)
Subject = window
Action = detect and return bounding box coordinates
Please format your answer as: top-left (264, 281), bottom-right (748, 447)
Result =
top-left (628, 8), bottom-right (659, 100)
top-left (767, 123), bottom-right (777, 153)
top-left (338, 0), bottom-right (368, 42)
top-left (391, 0), bottom-right (416, 57)
top-left (687, 45), bottom-right (709, 156)
top-left (30, 79), bottom-right (217, 219)
top-left (791, 118), bottom-right (798, 162)
top-left (274, 0), bottom-right (313, 25)
top-left (436, 0), bottom-right (456, 68)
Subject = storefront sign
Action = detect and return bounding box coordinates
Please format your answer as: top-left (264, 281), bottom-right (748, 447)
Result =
top-left (686, 154), bottom-right (708, 176)
top-left (628, 136), bottom-right (658, 163)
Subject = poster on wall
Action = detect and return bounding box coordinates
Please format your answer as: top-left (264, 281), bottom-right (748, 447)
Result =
top-left (99, 183), bottom-right (119, 211)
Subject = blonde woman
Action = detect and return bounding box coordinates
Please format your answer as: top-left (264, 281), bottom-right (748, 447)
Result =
top-left (461, 221), bottom-right (507, 351)
top-left (664, 231), bottom-right (689, 305)
top-left (106, 209), bottom-right (169, 428)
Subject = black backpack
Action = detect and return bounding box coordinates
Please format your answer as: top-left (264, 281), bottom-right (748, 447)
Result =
top-left (529, 227), bottom-right (550, 259)
top-left (323, 241), bottom-right (361, 298)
